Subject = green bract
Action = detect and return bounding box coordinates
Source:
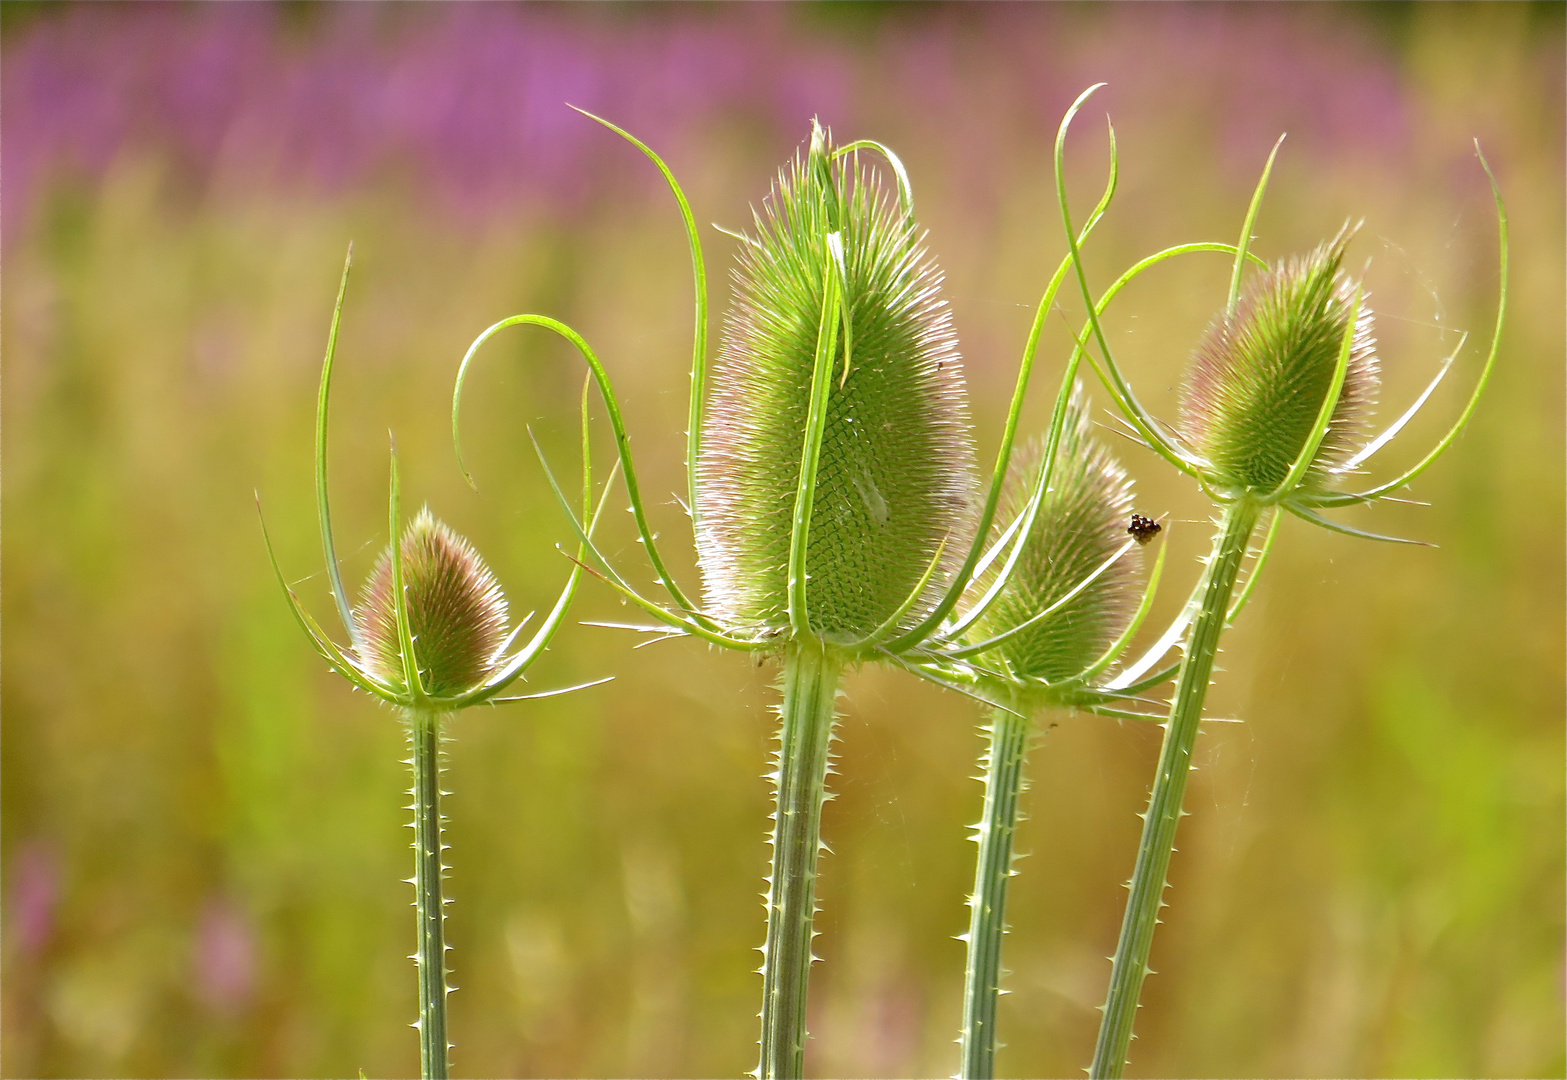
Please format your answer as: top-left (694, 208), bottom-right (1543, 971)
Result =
top-left (967, 386), bottom-right (1138, 684)
top-left (1180, 233), bottom-right (1377, 498)
top-left (698, 124), bottom-right (975, 640)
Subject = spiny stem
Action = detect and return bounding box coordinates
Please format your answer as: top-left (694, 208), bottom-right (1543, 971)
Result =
top-left (960, 698), bottom-right (1032, 1080)
top-left (758, 640), bottom-right (844, 1079)
top-left (409, 708), bottom-right (450, 1080)
top-left (1090, 500), bottom-right (1260, 1079)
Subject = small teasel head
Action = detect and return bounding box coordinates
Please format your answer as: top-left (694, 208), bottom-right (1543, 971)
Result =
top-left (967, 386), bottom-right (1141, 684)
top-left (266, 244), bottom-right (604, 721)
top-left (696, 120), bottom-right (976, 642)
top-left (356, 507), bottom-right (509, 699)
top-left (1179, 229), bottom-right (1378, 498)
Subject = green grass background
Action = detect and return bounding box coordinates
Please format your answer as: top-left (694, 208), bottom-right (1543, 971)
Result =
top-left (3, 4), bottom-right (1562, 1077)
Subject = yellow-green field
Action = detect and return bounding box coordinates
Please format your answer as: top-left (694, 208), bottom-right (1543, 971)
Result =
top-left (3, 4), bottom-right (1561, 1077)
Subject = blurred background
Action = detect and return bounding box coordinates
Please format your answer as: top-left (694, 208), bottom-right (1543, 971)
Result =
top-left (3, 3), bottom-right (1562, 1077)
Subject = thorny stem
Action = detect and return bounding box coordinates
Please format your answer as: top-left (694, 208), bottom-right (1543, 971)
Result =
top-left (758, 640), bottom-right (844, 1079)
top-left (409, 708), bottom-right (451, 1079)
top-left (1090, 499), bottom-right (1260, 1078)
top-left (960, 697), bottom-right (1032, 1080)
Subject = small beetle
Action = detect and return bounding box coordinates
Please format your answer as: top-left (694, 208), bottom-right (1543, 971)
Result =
top-left (1127, 514), bottom-right (1163, 546)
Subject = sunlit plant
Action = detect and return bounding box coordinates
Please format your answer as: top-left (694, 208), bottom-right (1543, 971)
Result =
top-left (880, 89), bottom-right (1296, 1077)
top-left (259, 251), bottom-right (610, 1080)
top-left (909, 385), bottom-right (1159, 1080)
top-left (449, 101), bottom-right (1189, 1079)
top-left (1061, 127), bottom-right (1510, 1077)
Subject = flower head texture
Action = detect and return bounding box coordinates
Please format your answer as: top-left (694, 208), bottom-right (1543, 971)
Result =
top-left (356, 508), bottom-right (509, 697)
top-left (1180, 232), bottom-right (1378, 496)
top-left (967, 387), bottom-right (1139, 683)
top-left (696, 124), bottom-right (976, 641)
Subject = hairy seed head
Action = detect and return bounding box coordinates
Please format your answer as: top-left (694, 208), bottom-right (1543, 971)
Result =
top-left (356, 508), bottom-right (509, 697)
top-left (696, 123), bottom-right (976, 640)
top-left (967, 386), bottom-right (1139, 683)
top-left (1180, 232), bottom-right (1378, 496)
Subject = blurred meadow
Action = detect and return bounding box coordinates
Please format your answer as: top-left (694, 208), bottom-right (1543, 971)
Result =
top-left (2, 3), bottom-right (1563, 1077)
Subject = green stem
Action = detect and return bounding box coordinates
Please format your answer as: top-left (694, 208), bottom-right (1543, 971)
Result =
top-left (758, 640), bottom-right (844, 1079)
top-left (1089, 500), bottom-right (1260, 1078)
top-left (409, 709), bottom-right (450, 1080)
top-left (960, 698), bottom-right (1032, 1080)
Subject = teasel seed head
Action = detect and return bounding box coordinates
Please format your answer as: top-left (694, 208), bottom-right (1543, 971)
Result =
top-left (968, 386), bottom-right (1140, 683)
top-left (696, 122), bottom-right (976, 641)
top-left (356, 508), bottom-right (509, 698)
top-left (1180, 231), bottom-right (1378, 497)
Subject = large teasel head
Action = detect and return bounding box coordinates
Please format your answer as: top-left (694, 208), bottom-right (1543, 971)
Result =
top-left (696, 121), bottom-right (976, 642)
top-left (965, 386), bottom-right (1141, 685)
top-left (1179, 230), bottom-right (1378, 498)
top-left (356, 508), bottom-right (510, 698)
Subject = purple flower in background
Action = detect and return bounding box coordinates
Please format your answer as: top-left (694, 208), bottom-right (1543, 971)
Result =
top-left (1094, 4), bottom-right (1408, 172)
top-left (9, 841), bottom-right (60, 957)
top-left (1, 3), bottom-right (854, 232)
top-left (193, 895), bottom-right (257, 1017)
top-left (0, 2), bottom-right (1418, 242)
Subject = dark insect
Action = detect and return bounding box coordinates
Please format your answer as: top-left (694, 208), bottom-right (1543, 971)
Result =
top-left (1127, 514), bottom-right (1162, 546)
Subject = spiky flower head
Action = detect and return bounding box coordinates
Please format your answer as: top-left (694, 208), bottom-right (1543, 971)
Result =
top-left (356, 508), bottom-right (509, 698)
top-left (1180, 232), bottom-right (1378, 497)
top-left (967, 386), bottom-right (1140, 684)
top-left (696, 122), bottom-right (976, 642)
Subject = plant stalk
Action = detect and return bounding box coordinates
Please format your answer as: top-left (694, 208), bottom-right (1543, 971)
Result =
top-left (758, 639), bottom-right (844, 1079)
top-left (960, 696), bottom-right (1033, 1079)
top-left (1089, 499), bottom-right (1259, 1079)
top-left (409, 708), bottom-right (450, 1080)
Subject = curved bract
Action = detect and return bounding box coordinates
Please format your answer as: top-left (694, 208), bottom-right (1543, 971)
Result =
top-left (698, 123), bottom-right (975, 641)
